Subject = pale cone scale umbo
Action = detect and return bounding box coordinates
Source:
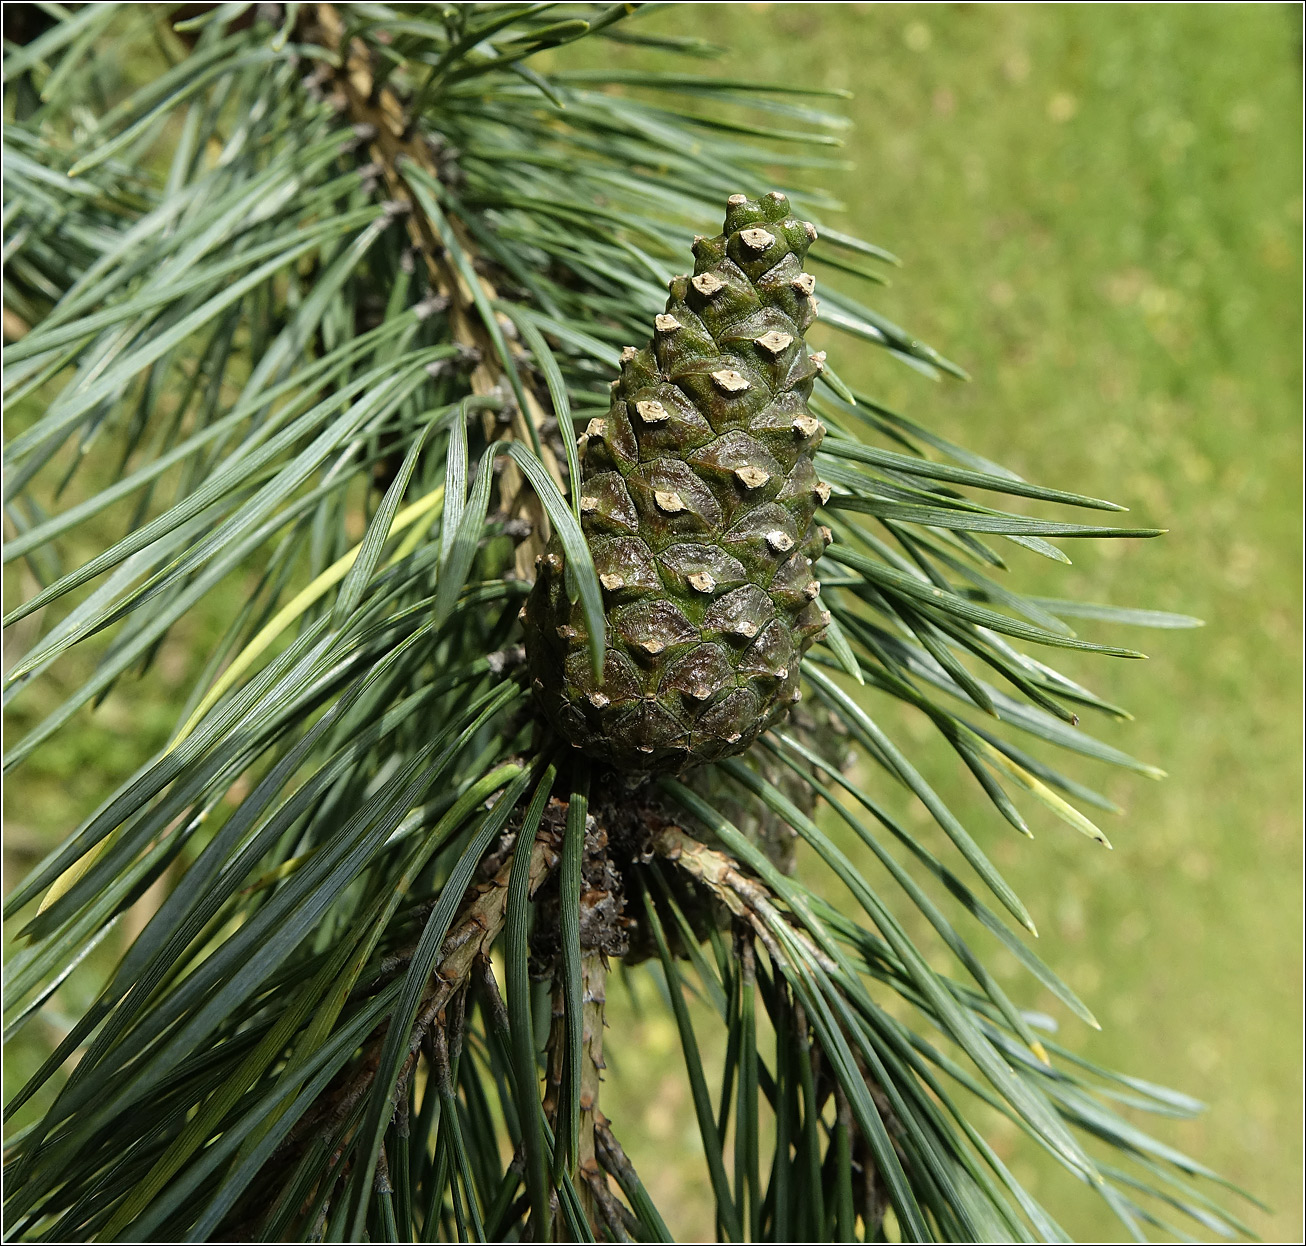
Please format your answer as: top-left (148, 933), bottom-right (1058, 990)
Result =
top-left (524, 192), bottom-right (833, 772)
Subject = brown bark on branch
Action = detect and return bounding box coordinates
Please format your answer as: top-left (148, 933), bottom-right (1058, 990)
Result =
top-left (651, 821), bottom-right (839, 976)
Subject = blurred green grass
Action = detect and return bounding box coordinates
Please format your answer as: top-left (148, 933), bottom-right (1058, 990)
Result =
top-left (3, 3), bottom-right (1300, 1241)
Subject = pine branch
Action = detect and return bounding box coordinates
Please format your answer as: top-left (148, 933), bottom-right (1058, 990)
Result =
top-left (306, 2), bottom-right (563, 574)
top-left (544, 950), bottom-right (610, 1238)
top-left (652, 819), bottom-right (835, 975)
top-left (277, 813), bottom-right (562, 1176)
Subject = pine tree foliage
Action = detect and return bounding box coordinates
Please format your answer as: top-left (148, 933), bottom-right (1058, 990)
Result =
top-left (1, 5), bottom-right (1253, 1242)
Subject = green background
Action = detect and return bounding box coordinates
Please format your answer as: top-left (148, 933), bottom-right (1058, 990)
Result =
top-left (4, 3), bottom-right (1300, 1241)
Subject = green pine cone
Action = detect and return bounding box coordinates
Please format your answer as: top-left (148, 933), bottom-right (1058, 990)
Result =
top-left (524, 191), bottom-right (833, 772)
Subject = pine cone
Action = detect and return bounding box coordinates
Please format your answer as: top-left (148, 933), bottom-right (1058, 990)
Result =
top-left (525, 192), bottom-right (833, 772)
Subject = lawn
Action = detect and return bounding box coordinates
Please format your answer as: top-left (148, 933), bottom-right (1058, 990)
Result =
top-left (4, 4), bottom-right (1300, 1242)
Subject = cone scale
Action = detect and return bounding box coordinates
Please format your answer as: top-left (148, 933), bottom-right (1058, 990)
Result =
top-left (525, 192), bottom-right (833, 772)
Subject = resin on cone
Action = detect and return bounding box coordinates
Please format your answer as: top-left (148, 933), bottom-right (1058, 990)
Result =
top-left (524, 192), bottom-right (833, 772)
